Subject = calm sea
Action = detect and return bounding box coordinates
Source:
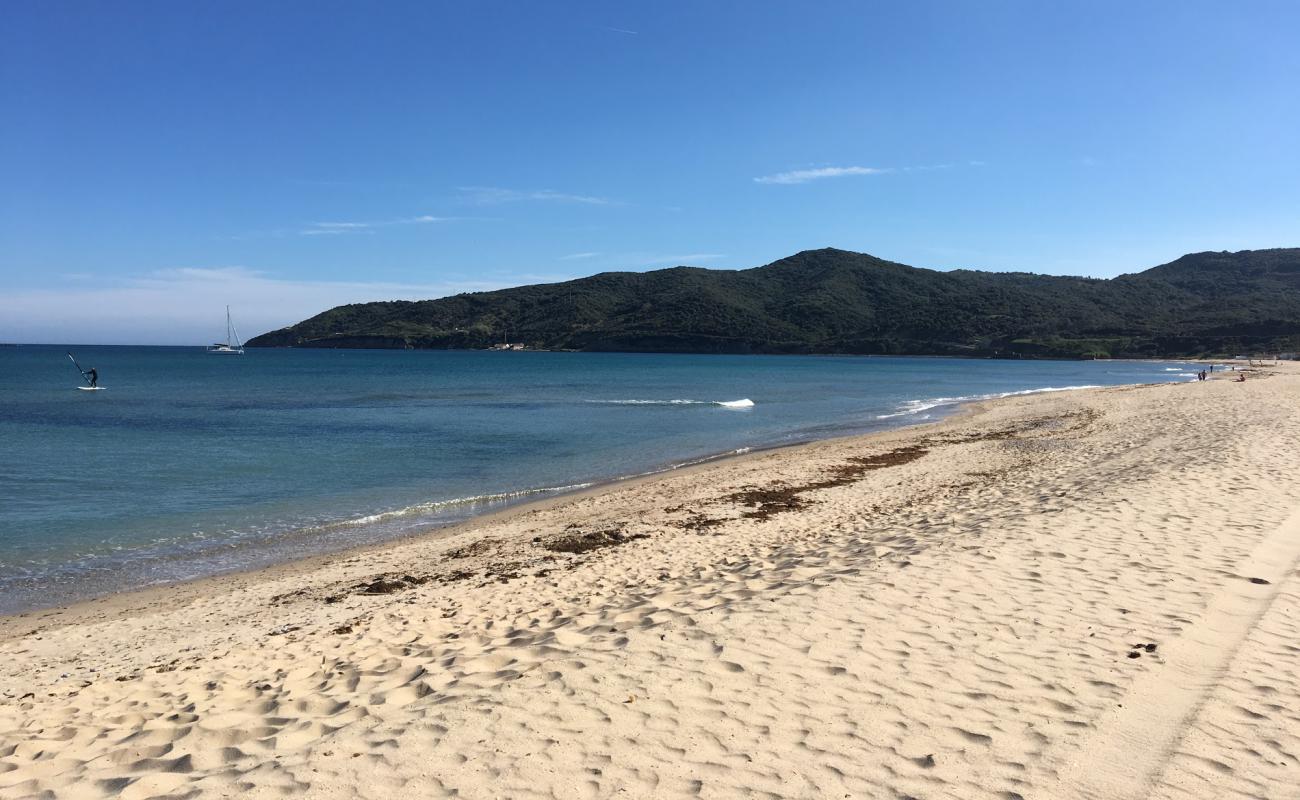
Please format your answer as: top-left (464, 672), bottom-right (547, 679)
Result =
top-left (0, 346), bottom-right (1200, 613)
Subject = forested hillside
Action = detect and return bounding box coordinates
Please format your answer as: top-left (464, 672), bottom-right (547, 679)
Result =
top-left (247, 248), bottom-right (1300, 358)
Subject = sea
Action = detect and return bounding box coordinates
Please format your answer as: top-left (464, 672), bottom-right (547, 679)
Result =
top-left (0, 346), bottom-right (1202, 614)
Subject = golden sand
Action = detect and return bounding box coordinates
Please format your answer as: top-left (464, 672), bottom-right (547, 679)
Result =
top-left (2, 363), bottom-right (1298, 799)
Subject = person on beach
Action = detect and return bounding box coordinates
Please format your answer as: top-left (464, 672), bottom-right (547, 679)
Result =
top-left (87, 367), bottom-right (98, 387)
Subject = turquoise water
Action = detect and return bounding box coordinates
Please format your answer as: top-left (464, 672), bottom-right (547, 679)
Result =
top-left (0, 346), bottom-right (1198, 613)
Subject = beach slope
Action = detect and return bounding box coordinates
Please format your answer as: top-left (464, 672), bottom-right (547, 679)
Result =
top-left (2, 365), bottom-right (1298, 799)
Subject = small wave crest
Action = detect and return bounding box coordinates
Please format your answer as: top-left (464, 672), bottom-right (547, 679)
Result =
top-left (717, 398), bottom-right (755, 408)
top-left (589, 398), bottom-right (754, 408)
top-left (876, 385), bottom-right (1104, 420)
top-left (614, 447), bottom-right (757, 480)
top-left (332, 483), bottom-right (593, 530)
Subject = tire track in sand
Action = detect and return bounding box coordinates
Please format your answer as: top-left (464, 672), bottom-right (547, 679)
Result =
top-left (1043, 503), bottom-right (1300, 799)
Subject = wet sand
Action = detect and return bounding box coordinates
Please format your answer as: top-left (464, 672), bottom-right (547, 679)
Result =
top-left (2, 362), bottom-right (1298, 799)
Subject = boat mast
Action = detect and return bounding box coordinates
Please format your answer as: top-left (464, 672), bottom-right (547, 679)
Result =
top-left (225, 306), bottom-right (243, 350)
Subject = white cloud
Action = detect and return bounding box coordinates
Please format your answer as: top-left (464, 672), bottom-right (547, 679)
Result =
top-left (300, 227), bottom-right (375, 236)
top-left (299, 215), bottom-right (455, 236)
top-left (0, 268), bottom-right (517, 346)
top-left (753, 166), bottom-right (890, 185)
top-left (457, 186), bottom-right (616, 206)
top-left (602, 26), bottom-right (638, 35)
top-left (555, 251), bottom-right (726, 267)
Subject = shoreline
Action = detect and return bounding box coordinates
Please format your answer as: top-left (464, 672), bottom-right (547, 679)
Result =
top-left (0, 374), bottom-right (1117, 621)
top-left (3, 362), bottom-right (1295, 799)
top-left (4, 360), bottom-right (1195, 624)
top-left (2, 348), bottom-right (1202, 619)
top-left (0, 394), bottom-right (967, 630)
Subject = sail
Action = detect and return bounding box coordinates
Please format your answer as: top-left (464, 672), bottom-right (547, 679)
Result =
top-left (207, 307), bottom-right (245, 354)
top-left (227, 306), bottom-right (243, 349)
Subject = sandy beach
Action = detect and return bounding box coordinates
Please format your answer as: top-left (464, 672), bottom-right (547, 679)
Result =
top-left (2, 363), bottom-right (1297, 800)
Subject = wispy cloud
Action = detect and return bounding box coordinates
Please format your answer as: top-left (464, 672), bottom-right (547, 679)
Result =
top-left (147, 266), bottom-right (267, 281)
top-left (299, 215), bottom-right (454, 236)
top-left (754, 166), bottom-right (890, 185)
top-left (754, 162), bottom-right (971, 184)
top-left (602, 26), bottom-right (638, 35)
top-left (457, 186), bottom-right (617, 206)
top-left (300, 227), bottom-right (375, 236)
top-left (0, 267), bottom-right (518, 346)
top-left (554, 252), bottom-right (726, 267)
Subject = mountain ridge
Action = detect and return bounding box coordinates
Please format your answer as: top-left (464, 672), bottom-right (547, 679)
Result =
top-left (247, 247), bottom-right (1300, 358)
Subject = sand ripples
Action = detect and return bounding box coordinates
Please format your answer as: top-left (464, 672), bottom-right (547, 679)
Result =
top-left (2, 369), bottom-right (1299, 798)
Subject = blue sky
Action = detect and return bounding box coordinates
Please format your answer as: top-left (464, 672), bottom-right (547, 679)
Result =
top-left (2, 0), bottom-right (1298, 344)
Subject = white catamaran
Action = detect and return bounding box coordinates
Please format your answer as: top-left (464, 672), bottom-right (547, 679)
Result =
top-left (207, 306), bottom-right (245, 354)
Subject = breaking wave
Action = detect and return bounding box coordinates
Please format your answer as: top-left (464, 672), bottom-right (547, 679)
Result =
top-left (334, 483), bottom-right (595, 529)
top-left (876, 385), bottom-right (1104, 420)
top-left (589, 398), bottom-right (754, 408)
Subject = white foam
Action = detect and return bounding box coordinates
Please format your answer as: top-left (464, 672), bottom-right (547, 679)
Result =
top-left (338, 483), bottom-right (594, 528)
top-left (589, 398), bottom-right (755, 408)
top-left (594, 399), bottom-right (706, 405)
top-left (876, 385), bottom-right (1104, 420)
top-left (661, 447), bottom-right (753, 472)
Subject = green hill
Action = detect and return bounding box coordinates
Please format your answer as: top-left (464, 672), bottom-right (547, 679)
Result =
top-left (246, 248), bottom-right (1300, 358)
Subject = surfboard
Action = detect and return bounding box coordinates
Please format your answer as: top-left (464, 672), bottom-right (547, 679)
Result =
top-left (77, 386), bottom-right (105, 391)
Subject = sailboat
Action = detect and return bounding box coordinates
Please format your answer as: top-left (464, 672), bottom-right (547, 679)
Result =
top-left (207, 306), bottom-right (245, 354)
